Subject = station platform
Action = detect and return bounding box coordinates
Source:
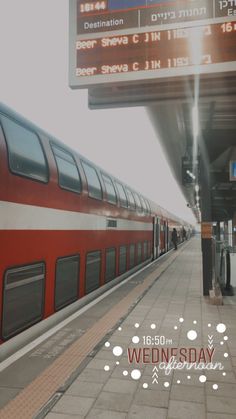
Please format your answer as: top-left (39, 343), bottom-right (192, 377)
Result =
top-left (0, 238), bottom-right (236, 419)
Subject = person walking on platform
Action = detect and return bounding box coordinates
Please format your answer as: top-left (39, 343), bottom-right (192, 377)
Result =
top-left (182, 227), bottom-right (187, 241)
top-left (172, 228), bottom-right (178, 250)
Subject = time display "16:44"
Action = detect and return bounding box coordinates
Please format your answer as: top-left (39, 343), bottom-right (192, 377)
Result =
top-left (79, 1), bottom-right (107, 13)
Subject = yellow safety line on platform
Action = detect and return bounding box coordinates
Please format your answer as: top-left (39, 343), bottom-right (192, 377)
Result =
top-left (0, 248), bottom-right (183, 419)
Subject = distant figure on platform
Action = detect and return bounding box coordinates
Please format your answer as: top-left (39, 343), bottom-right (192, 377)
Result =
top-left (172, 228), bottom-right (178, 250)
top-left (183, 227), bottom-right (187, 241)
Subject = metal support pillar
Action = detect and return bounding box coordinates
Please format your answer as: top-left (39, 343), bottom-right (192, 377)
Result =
top-left (216, 222), bottom-right (221, 241)
top-left (200, 161), bottom-right (213, 296)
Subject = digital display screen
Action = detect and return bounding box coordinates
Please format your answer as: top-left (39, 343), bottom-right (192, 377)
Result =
top-left (69, 0), bottom-right (236, 88)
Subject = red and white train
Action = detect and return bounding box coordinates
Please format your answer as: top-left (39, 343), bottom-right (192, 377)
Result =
top-left (0, 103), bottom-right (191, 342)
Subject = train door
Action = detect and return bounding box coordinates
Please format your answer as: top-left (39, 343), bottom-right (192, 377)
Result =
top-left (166, 222), bottom-right (169, 252)
top-left (162, 221), bottom-right (166, 253)
top-left (163, 221), bottom-right (169, 253)
top-left (153, 217), bottom-right (160, 259)
top-left (160, 220), bottom-right (164, 254)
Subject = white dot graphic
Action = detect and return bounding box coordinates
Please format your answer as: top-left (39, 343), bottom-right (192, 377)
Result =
top-left (179, 317), bottom-right (184, 323)
top-left (199, 375), bottom-right (207, 383)
top-left (224, 336), bottom-right (228, 341)
top-left (223, 372), bottom-right (226, 376)
top-left (116, 361), bottom-right (120, 365)
top-left (104, 365), bottom-right (110, 371)
top-left (174, 326), bottom-right (178, 330)
top-left (220, 341), bottom-right (224, 345)
top-left (135, 323), bottom-right (140, 328)
top-left (113, 346), bottom-right (123, 357)
top-left (177, 380), bottom-right (181, 384)
top-left (143, 383), bottom-right (148, 389)
top-left (118, 327), bottom-right (122, 331)
top-left (213, 384), bottom-right (218, 390)
top-left (151, 323), bottom-right (156, 329)
top-left (123, 370), bottom-right (128, 376)
top-left (208, 323), bottom-right (212, 327)
top-left (187, 330), bottom-right (197, 341)
top-left (131, 369), bottom-right (141, 380)
top-left (132, 336), bottom-right (140, 344)
top-left (187, 375), bottom-right (191, 380)
top-left (105, 342), bottom-right (110, 348)
top-left (216, 323), bottom-right (226, 333)
top-left (224, 353), bottom-right (229, 358)
top-left (164, 382), bottom-right (170, 388)
top-left (193, 320), bottom-right (197, 324)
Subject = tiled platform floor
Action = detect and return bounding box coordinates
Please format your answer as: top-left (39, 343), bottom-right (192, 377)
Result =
top-left (44, 238), bottom-right (236, 419)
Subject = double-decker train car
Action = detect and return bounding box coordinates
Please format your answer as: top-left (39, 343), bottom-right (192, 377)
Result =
top-left (0, 103), bottom-right (192, 343)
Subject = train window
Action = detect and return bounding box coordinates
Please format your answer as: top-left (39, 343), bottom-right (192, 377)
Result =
top-left (51, 144), bottom-right (81, 193)
top-left (145, 199), bottom-right (151, 215)
top-left (137, 243), bottom-right (142, 264)
top-left (126, 188), bottom-right (136, 210)
top-left (82, 161), bottom-right (102, 200)
top-left (133, 192), bottom-right (142, 212)
top-left (102, 174), bottom-right (117, 204)
top-left (115, 182), bottom-right (128, 208)
top-left (140, 196), bottom-right (148, 214)
top-left (55, 255), bottom-right (79, 310)
top-left (143, 241), bottom-right (148, 260)
top-left (129, 244), bottom-right (135, 268)
top-left (2, 263), bottom-right (45, 339)
top-left (105, 248), bottom-right (116, 283)
top-left (141, 197), bottom-right (149, 215)
top-left (85, 251), bottom-right (101, 294)
top-left (1, 115), bottom-right (48, 182)
top-left (119, 246), bottom-right (127, 274)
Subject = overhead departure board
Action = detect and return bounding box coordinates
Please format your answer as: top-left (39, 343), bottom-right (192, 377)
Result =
top-left (69, 0), bottom-right (236, 88)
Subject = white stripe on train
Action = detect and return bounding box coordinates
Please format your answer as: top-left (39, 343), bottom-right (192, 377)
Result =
top-left (0, 200), bottom-right (153, 231)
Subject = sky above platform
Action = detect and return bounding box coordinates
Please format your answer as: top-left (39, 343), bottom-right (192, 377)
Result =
top-left (0, 0), bottom-right (195, 224)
